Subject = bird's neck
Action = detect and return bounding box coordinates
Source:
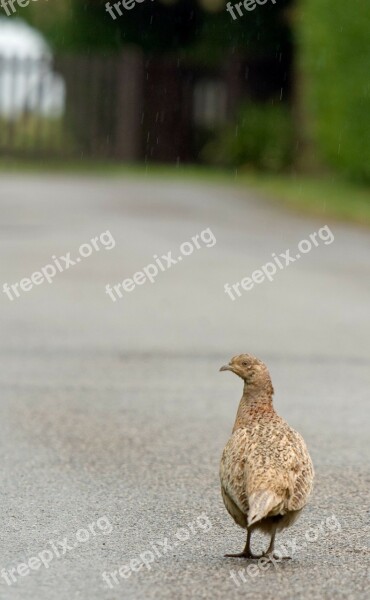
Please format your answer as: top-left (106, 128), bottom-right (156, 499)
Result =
top-left (232, 384), bottom-right (275, 432)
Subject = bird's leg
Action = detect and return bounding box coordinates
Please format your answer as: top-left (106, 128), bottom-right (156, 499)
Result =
top-left (265, 529), bottom-right (276, 555)
top-left (262, 529), bottom-right (291, 561)
top-left (225, 529), bottom-right (260, 559)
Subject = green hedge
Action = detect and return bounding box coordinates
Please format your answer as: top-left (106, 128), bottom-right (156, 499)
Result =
top-left (299, 0), bottom-right (370, 181)
top-left (202, 103), bottom-right (293, 172)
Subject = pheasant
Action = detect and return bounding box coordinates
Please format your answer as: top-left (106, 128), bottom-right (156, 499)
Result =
top-left (219, 354), bottom-right (314, 559)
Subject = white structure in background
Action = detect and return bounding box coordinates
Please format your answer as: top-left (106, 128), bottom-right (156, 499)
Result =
top-left (0, 17), bottom-right (65, 118)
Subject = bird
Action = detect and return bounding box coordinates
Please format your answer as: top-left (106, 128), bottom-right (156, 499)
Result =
top-left (219, 354), bottom-right (314, 559)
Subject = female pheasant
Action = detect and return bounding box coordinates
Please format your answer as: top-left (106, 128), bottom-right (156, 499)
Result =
top-left (219, 354), bottom-right (314, 559)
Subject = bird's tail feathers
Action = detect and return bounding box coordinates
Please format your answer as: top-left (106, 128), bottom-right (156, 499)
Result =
top-left (247, 490), bottom-right (282, 527)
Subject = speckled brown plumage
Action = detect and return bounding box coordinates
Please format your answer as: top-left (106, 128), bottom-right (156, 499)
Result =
top-left (219, 354), bottom-right (314, 559)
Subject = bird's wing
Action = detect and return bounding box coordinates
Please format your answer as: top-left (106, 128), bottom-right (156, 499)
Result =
top-left (244, 420), bottom-right (314, 522)
top-left (284, 428), bottom-right (314, 512)
top-left (220, 428), bottom-right (250, 516)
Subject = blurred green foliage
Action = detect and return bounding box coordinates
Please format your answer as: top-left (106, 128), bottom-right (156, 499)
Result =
top-left (0, 115), bottom-right (77, 154)
top-left (300, 0), bottom-right (370, 181)
top-left (202, 103), bottom-right (293, 171)
top-left (10, 0), bottom-right (370, 184)
top-left (13, 0), bottom-right (76, 48)
top-left (18, 0), bottom-right (292, 57)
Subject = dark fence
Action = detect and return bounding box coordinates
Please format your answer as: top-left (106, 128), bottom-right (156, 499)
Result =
top-left (0, 49), bottom-right (283, 163)
top-left (0, 54), bottom-right (68, 158)
top-left (0, 52), bottom-right (145, 161)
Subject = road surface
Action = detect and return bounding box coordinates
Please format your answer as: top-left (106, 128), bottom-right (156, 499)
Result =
top-left (0, 173), bottom-right (369, 599)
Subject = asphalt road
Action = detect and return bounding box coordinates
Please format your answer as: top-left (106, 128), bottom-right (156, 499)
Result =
top-left (0, 173), bottom-right (369, 600)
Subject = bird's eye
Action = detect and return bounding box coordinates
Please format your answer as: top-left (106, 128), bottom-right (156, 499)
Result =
top-left (242, 362), bottom-right (247, 366)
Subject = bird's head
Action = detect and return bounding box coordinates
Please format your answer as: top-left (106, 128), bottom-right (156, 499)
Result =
top-left (219, 354), bottom-right (273, 393)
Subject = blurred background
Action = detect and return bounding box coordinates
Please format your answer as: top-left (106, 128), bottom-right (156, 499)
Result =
top-left (1, 4), bottom-right (370, 599)
top-left (0, 0), bottom-right (369, 196)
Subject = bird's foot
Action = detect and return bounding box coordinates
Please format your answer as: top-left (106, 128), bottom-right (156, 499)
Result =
top-left (262, 553), bottom-right (291, 561)
top-left (224, 552), bottom-right (260, 559)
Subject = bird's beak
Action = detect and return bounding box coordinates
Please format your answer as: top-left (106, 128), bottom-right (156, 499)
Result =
top-left (219, 364), bottom-right (232, 372)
